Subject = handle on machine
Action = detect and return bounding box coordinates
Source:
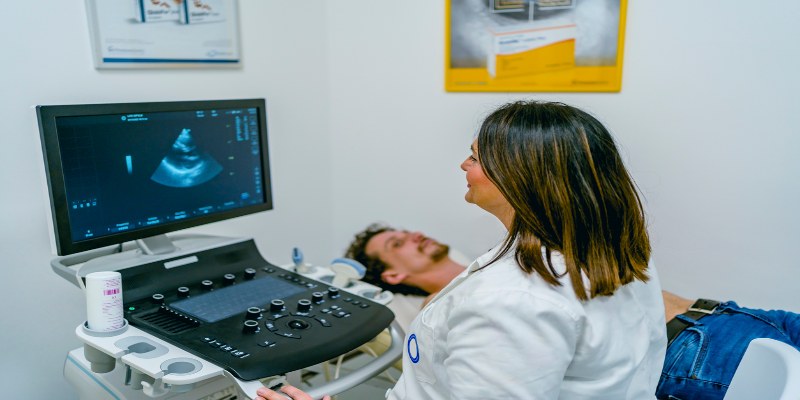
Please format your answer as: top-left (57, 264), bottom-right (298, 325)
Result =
top-left (231, 321), bottom-right (405, 400)
top-left (306, 320), bottom-right (404, 399)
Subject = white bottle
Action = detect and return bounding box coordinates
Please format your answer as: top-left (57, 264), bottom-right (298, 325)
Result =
top-left (85, 271), bottom-right (124, 332)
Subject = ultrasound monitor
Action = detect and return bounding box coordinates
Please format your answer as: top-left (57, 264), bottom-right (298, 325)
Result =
top-left (37, 99), bottom-right (272, 256)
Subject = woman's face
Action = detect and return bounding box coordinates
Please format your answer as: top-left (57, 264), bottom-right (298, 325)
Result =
top-left (460, 140), bottom-right (513, 224)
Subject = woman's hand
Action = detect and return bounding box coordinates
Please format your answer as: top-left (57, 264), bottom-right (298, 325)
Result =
top-left (255, 384), bottom-right (331, 400)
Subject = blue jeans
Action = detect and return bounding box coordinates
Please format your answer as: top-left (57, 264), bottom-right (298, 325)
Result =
top-left (656, 301), bottom-right (800, 400)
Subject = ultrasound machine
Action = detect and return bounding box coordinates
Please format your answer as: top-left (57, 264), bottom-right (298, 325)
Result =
top-left (37, 99), bottom-right (402, 399)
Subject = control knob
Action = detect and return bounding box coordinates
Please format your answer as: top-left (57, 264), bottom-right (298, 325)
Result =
top-left (223, 273), bottom-right (236, 286)
top-left (151, 293), bottom-right (165, 305)
top-left (297, 299), bottom-right (312, 313)
top-left (201, 280), bottom-right (214, 291)
top-left (311, 292), bottom-right (325, 304)
top-left (270, 299), bottom-right (285, 313)
top-left (177, 286), bottom-right (190, 298)
top-left (244, 268), bottom-right (257, 280)
top-left (327, 287), bottom-right (340, 299)
top-left (243, 319), bottom-right (259, 334)
top-left (246, 306), bottom-right (262, 320)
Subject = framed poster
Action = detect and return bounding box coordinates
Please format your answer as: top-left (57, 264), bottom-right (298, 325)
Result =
top-left (86, 0), bottom-right (242, 69)
top-left (446, 0), bottom-right (627, 92)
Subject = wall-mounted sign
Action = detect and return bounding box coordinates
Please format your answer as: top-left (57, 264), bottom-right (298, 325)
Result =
top-left (86, 0), bottom-right (242, 69)
top-left (446, 0), bottom-right (627, 92)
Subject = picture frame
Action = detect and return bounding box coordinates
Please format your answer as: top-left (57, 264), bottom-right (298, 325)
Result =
top-left (85, 0), bottom-right (242, 69)
top-left (446, 0), bottom-right (627, 92)
top-left (535, 0), bottom-right (575, 11)
top-left (490, 0), bottom-right (526, 13)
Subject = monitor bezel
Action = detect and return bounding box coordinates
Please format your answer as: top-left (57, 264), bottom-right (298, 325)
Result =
top-left (37, 98), bottom-right (273, 256)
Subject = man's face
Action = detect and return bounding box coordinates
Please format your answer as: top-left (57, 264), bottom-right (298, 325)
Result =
top-left (365, 230), bottom-right (449, 283)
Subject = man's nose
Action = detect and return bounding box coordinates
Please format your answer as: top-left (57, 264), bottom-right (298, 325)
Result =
top-left (409, 231), bottom-right (424, 242)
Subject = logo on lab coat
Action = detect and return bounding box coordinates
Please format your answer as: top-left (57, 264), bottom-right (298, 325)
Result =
top-left (407, 333), bottom-right (420, 363)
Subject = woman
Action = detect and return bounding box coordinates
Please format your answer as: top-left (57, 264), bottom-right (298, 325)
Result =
top-left (256, 101), bottom-right (666, 400)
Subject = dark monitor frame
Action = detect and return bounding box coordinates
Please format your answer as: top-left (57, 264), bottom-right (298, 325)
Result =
top-left (37, 98), bottom-right (272, 256)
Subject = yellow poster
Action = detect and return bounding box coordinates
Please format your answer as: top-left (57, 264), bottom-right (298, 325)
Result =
top-left (446, 0), bottom-right (628, 92)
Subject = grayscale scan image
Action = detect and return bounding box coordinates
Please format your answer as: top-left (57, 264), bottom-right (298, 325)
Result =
top-left (151, 128), bottom-right (223, 188)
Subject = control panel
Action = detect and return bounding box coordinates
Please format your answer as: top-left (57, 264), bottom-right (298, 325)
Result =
top-left (117, 239), bottom-right (395, 381)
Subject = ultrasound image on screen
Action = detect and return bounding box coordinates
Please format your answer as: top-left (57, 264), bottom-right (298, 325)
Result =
top-left (170, 276), bottom-right (305, 323)
top-left (55, 107), bottom-right (265, 242)
top-left (151, 128), bottom-right (223, 188)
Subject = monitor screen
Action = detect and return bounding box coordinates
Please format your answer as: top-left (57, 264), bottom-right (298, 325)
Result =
top-left (37, 99), bottom-right (272, 255)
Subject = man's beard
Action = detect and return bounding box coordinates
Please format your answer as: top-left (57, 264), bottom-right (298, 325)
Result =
top-left (430, 243), bottom-right (450, 262)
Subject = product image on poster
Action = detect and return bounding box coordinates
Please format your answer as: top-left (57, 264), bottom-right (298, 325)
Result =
top-left (86, 0), bottom-right (241, 68)
top-left (492, 1), bottom-right (525, 12)
top-left (447, 0), bottom-right (627, 92)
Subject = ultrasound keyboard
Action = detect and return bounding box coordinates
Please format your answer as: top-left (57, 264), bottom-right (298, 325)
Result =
top-left (119, 239), bottom-right (395, 380)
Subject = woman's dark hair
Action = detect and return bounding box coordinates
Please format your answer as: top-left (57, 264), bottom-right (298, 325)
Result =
top-left (478, 101), bottom-right (650, 300)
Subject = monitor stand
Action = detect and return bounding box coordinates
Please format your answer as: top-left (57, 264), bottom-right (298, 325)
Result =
top-left (135, 234), bottom-right (177, 255)
top-left (50, 233), bottom-right (245, 290)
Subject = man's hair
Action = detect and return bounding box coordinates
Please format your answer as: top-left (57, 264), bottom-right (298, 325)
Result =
top-left (345, 223), bottom-right (430, 296)
top-left (478, 101), bottom-right (651, 300)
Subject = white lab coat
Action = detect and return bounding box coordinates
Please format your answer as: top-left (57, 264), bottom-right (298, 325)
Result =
top-left (386, 244), bottom-right (666, 399)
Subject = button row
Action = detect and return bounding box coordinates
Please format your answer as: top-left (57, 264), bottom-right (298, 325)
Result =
top-left (201, 337), bottom-right (251, 359)
top-left (277, 273), bottom-right (318, 289)
top-left (320, 307), bottom-right (351, 318)
top-left (341, 297), bottom-right (370, 308)
top-left (167, 268), bottom-right (261, 298)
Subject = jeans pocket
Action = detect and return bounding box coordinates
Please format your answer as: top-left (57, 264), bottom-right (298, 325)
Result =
top-left (662, 327), bottom-right (707, 379)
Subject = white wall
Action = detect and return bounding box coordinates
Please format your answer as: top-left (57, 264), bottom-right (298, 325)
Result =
top-left (1, 0), bottom-right (798, 398)
top-left (0, 2), bottom-right (333, 397)
top-left (326, 0), bottom-right (800, 310)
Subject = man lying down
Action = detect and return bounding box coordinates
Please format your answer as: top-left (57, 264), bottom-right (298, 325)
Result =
top-left (344, 223), bottom-right (800, 400)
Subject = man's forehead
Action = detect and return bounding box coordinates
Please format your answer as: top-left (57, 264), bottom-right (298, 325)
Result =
top-left (366, 230), bottom-right (403, 257)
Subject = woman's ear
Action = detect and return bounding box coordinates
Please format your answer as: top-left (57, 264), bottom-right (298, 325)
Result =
top-left (381, 269), bottom-right (407, 285)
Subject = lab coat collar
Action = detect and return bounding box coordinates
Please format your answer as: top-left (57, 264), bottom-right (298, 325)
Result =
top-left (466, 242), bottom-right (508, 274)
top-left (423, 243), bottom-right (510, 308)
